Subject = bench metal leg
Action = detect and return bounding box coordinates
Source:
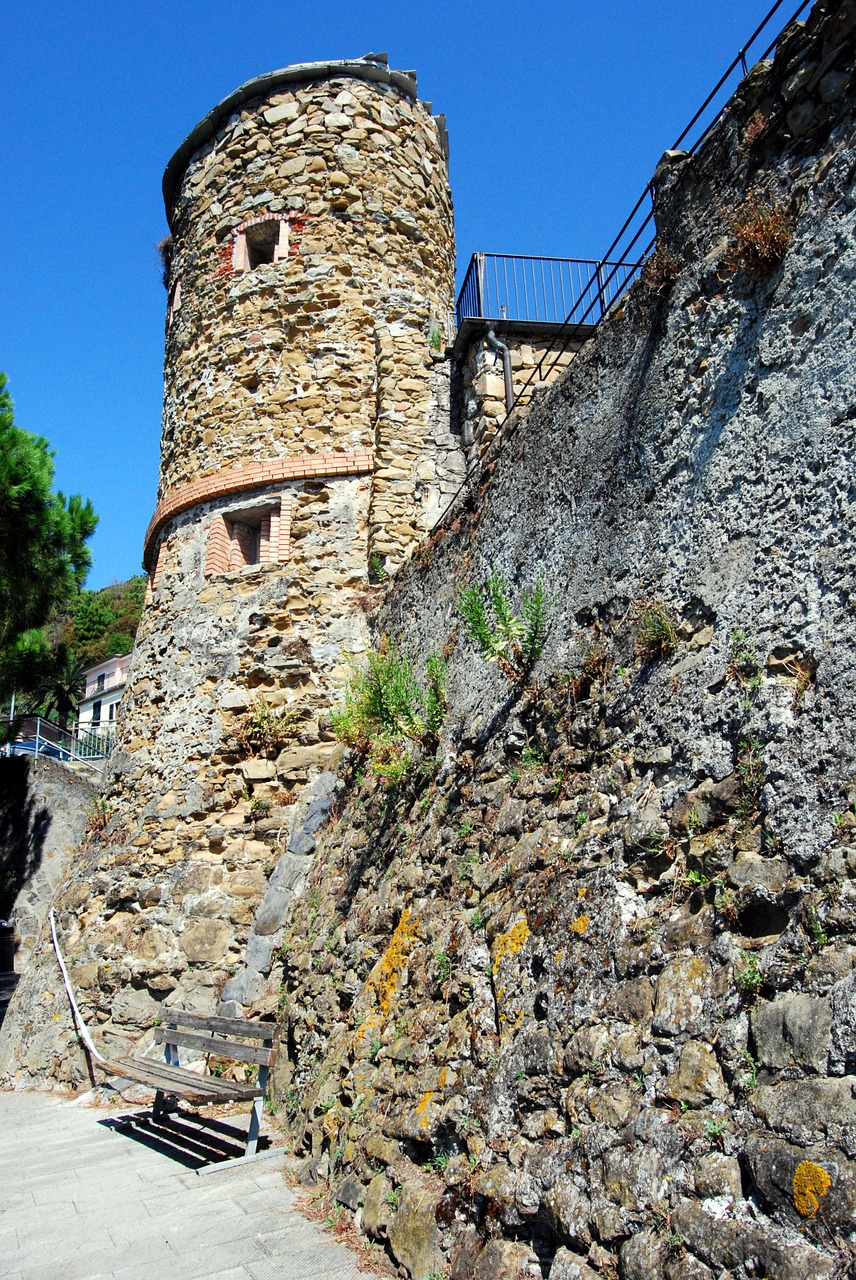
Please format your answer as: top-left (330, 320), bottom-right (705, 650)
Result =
top-left (246, 1096), bottom-right (263, 1157)
top-left (152, 1090), bottom-right (179, 1122)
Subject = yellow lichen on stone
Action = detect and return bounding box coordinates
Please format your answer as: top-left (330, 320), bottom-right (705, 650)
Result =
top-left (364, 908), bottom-right (419, 1015)
top-left (492, 917), bottom-right (531, 972)
top-left (352, 1009), bottom-right (382, 1053)
top-left (571, 914), bottom-right (590, 935)
top-left (793, 1160), bottom-right (831, 1218)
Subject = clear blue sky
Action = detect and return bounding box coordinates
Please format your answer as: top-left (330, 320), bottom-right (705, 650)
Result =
top-left (1, 0), bottom-right (798, 589)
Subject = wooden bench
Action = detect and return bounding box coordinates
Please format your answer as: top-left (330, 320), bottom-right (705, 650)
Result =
top-left (99, 1006), bottom-right (281, 1158)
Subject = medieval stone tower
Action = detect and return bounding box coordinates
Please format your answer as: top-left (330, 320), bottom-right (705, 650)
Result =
top-left (0, 55), bottom-right (464, 1081)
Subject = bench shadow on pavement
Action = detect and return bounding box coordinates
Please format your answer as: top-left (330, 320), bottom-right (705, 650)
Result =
top-left (99, 1106), bottom-right (270, 1170)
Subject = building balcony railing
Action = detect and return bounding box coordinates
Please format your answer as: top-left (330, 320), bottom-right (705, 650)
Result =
top-left (2, 715), bottom-right (114, 763)
top-left (455, 253), bottom-right (642, 331)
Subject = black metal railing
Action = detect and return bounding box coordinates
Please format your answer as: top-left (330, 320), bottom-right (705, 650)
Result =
top-left (456, 254), bottom-right (642, 329)
top-left (438, 0), bottom-right (813, 520)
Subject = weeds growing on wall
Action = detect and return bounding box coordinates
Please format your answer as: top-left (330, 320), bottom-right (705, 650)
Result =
top-left (156, 235), bottom-right (173, 288)
top-left (632, 599), bottom-right (680, 661)
top-left (457, 571), bottom-right (553, 681)
top-left (85, 796), bottom-right (113, 834)
top-left (742, 111), bottom-right (769, 151)
top-left (237, 697), bottom-right (301, 754)
top-left (736, 736), bottom-right (764, 821)
top-left (724, 196), bottom-right (792, 276)
top-left (368, 552), bottom-right (388, 584)
top-left (727, 631), bottom-right (763, 691)
top-left (641, 242), bottom-right (680, 295)
top-left (331, 646), bottom-right (447, 786)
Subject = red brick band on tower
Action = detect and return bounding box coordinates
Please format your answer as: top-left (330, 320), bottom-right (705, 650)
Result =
top-left (143, 449), bottom-right (375, 570)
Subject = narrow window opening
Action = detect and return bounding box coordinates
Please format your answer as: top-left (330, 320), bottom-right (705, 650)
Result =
top-left (247, 225), bottom-right (278, 268)
top-left (168, 278), bottom-right (182, 319)
top-left (204, 494), bottom-right (292, 579)
top-left (91, 700), bottom-right (102, 725)
top-left (232, 217), bottom-right (289, 272)
top-left (230, 518), bottom-right (262, 568)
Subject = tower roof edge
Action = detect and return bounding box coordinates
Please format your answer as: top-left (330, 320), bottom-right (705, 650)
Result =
top-left (162, 57), bottom-right (420, 228)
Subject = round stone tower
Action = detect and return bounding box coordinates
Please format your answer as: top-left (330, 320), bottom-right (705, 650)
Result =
top-left (148, 54), bottom-right (457, 578)
top-left (0, 56), bottom-right (463, 1082)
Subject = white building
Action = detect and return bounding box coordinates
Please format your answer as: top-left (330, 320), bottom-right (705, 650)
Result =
top-left (77, 653), bottom-right (132, 742)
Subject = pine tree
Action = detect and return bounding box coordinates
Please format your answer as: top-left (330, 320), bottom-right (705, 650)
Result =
top-left (0, 373), bottom-right (98, 714)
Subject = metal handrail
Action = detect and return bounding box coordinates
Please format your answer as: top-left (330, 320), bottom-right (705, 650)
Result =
top-left (456, 254), bottom-right (643, 328)
top-left (2, 715), bottom-right (114, 763)
top-left (439, 0), bottom-right (814, 527)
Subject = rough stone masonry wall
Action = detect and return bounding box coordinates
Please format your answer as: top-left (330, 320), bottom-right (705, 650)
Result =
top-left (159, 69), bottom-right (461, 569)
top-left (458, 334), bottom-right (579, 460)
top-left (257, 6), bottom-right (856, 1279)
top-left (0, 63), bottom-right (464, 1083)
top-left (0, 758), bottom-right (96, 974)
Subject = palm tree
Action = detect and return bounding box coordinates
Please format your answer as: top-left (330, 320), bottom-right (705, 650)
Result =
top-left (38, 645), bottom-right (85, 731)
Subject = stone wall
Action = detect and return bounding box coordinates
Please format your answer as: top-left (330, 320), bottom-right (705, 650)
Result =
top-left (456, 331), bottom-right (582, 460)
top-left (252, 6), bottom-right (856, 1278)
top-left (0, 757), bottom-right (96, 972)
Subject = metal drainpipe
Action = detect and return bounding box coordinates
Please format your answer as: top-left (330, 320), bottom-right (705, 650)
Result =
top-left (485, 329), bottom-right (515, 414)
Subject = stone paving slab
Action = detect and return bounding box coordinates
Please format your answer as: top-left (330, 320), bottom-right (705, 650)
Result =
top-left (0, 1091), bottom-right (376, 1280)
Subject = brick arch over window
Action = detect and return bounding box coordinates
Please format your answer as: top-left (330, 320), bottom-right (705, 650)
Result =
top-left (232, 214), bottom-right (290, 271)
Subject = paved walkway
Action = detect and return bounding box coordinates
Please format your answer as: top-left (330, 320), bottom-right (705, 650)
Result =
top-left (0, 1090), bottom-right (376, 1280)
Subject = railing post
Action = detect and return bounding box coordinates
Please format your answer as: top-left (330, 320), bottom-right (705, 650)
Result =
top-left (35, 717), bottom-right (41, 760)
top-left (595, 262), bottom-right (605, 321)
top-left (475, 252), bottom-right (485, 319)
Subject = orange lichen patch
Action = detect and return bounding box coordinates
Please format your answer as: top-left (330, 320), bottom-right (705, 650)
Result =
top-left (577, 886), bottom-right (589, 899)
top-left (492, 917), bottom-right (531, 972)
top-left (364, 908), bottom-right (419, 1015)
top-left (409, 1090), bottom-right (441, 1134)
top-left (793, 1160), bottom-right (831, 1218)
top-left (350, 1016), bottom-right (380, 1063)
top-left (571, 914), bottom-right (590, 935)
top-left (554, 950), bottom-right (565, 964)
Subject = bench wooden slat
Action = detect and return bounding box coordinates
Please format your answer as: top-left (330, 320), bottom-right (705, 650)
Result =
top-left (153, 1027), bottom-right (276, 1067)
top-left (101, 1056), bottom-right (262, 1102)
top-left (98, 1007), bottom-right (280, 1161)
top-left (156, 1006), bottom-right (281, 1042)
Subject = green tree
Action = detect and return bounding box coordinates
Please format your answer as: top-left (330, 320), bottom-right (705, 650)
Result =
top-left (34, 644), bottom-right (86, 731)
top-left (0, 374), bottom-right (97, 714)
top-left (62, 575), bottom-right (146, 666)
